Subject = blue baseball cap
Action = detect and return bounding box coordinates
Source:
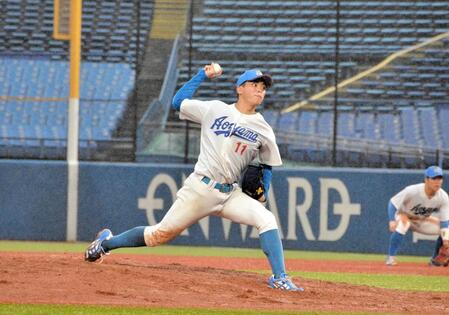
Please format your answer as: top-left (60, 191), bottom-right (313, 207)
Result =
top-left (425, 166), bottom-right (443, 178)
top-left (235, 69), bottom-right (272, 88)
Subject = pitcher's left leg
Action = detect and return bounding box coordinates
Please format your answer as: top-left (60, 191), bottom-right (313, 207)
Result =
top-left (221, 189), bottom-right (303, 291)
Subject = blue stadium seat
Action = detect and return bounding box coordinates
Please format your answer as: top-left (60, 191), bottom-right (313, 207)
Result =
top-left (317, 111), bottom-right (333, 135)
top-left (337, 111), bottom-right (355, 137)
top-left (262, 110), bottom-right (279, 128)
top-left (298, 111), bottom-right (317, 134)
top-left (0, 57), bottom-right (134, 148)
top-left (354, 112), bottom-right (377, 140)
top-left (438, 107), bottom-right (449, 148)
top-left (418, 108), bottom-right (438, 148)
top-left (399, 107), bottom-right (420, 145)
top-left (277, 112), bottom-right (299, 133)
top-left (1, 0), bottom-right (153, 63)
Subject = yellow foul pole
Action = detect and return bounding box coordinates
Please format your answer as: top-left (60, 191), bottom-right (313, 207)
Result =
top-left (66, 0), bottom-right (82, 241)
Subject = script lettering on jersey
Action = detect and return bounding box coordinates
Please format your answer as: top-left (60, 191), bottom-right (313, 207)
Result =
top-left (210, 116), bottom-right (258, 143)
top-left (410, 203), bottom-right (438, 217)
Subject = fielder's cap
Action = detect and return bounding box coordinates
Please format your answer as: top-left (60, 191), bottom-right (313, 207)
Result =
top-left (236, 69), bottom-right (272, 88)
top-left (425, 165), bottom-right (443, 178)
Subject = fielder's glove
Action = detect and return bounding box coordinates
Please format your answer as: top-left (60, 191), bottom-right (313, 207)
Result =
top-left (241, 165), bottom-right (265, 200)
top-left (432, 243), bottom-right (449, 267)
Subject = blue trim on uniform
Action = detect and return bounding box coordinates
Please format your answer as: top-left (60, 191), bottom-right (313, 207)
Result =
top-left (388, 231), bottom-right (404, 256)
top-left (387, 201), bottom-right (397, 221)
top-left (261, 165), bottom-right (272, 195)
top-left (259, 229), bottom-right (285, 279)
top-left (172, 69), bottom-right (207, 110)
top-left (441, 220), bottom-right (449, 229)
top-left (201, 176), bottom-right (234, 193)
top-left (102, 226), bottom-right (146, 251)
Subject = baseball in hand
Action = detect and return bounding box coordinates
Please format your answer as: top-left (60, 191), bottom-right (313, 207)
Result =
top-left (212, 63), bottom-right (222, 75)
top-left (206, 62), bottom-right (222, 78)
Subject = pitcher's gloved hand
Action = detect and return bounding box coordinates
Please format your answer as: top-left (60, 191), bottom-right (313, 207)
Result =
top-left (242, 165), bottom-right (265, 200)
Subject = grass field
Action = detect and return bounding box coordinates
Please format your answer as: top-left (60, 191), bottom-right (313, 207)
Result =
top-left (0, 304), bottom-right (374, 315)
top-left (0, 240), bottom-right (430, 262)
top-left (0, 241), bottom-right (446, 314)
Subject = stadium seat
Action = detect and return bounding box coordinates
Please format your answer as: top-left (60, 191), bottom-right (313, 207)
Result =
top-left (0, 57), bottom-right (134, 149)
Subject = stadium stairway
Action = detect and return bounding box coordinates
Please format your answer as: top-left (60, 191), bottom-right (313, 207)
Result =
top-left (114, 0), bottom-right (191, 156)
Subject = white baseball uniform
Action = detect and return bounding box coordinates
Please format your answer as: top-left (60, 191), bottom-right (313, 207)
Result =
top-left (391, 183), bottom-right (449, 235)
top-left (144, 99), bottom-right (282, 246)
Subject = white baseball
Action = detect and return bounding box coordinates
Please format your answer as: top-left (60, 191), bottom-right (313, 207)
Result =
top-left (212, 63), bottom-right (222, 75)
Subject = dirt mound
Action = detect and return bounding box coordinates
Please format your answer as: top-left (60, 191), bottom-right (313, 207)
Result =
top-left (0, 252), bottom-right (448, 313)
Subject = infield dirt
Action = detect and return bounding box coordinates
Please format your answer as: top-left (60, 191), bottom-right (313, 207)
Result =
top-left (0, 252), bottom-right (448, 313)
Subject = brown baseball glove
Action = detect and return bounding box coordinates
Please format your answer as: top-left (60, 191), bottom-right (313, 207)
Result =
top-left (432, 244), bottom-right (449, 267)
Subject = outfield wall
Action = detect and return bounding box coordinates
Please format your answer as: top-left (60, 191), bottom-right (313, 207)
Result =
top-left (0, 159), bottom-right (446, 256)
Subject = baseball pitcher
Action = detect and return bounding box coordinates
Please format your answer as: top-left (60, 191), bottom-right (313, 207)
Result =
top-left (85, 63), bottom-right (304, 291)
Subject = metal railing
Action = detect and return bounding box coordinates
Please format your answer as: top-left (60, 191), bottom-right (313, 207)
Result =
top-left (134, 120), bottom-right (449, 167)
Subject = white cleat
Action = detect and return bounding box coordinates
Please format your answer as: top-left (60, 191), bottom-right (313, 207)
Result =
top-left (385, 256), bottom-right (397, 266)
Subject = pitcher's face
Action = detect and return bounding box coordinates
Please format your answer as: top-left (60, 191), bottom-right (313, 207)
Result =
top-left (237, 81), bottom-right (266, 106)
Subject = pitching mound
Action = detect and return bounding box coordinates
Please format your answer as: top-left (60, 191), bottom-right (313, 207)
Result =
top-left (0, 252), bottom-right (448, 313)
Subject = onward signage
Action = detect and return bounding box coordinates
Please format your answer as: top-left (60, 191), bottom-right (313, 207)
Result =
top-left (0, 160), bottom-right (443, 255)
top-left (137, 173), bottom-right (361, 243)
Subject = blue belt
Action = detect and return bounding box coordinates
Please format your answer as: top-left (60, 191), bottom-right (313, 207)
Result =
top-left (201, 176), bottom-right (233, 193)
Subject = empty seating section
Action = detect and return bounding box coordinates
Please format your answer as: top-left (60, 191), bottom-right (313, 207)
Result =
top-left (1, 0), bottom-right (153, 63)
top-left (264, 106), bottom-right (448, 151)
top-left (298, 111), bottom-right (318, 135)
top-left (418, 108), bottom-right (439, 148)
top-left (184, 0), bottom-right (448, 107)
top-left (354, 112), bottom-right (377, 140)
top-left (176, 59), bottom-right (358, 107)
top-left (340, 42), bottom-right (449, 102)
top-left (439, 108), bottom-right (449, 148)
top-left (177, 0), bottom-right (449, 158)
top-left (0, 57), bottom-right (134, 147)
top-left (317, 111), bottom-right (333, 135)
top-left (377, 112), bottom-right (401, 144)
top-left (195, 0), bottom-right (448, 54)
top-left (0, 0), bottom-right (151, 154)
top-left (399, 107), bottom-right (420, 146)
top-left (3, 0), bottom-right (447, 161)
top-left (337, 112), bottom-right (355, 137)
top-left (277, 112), bottom-right (299, 133)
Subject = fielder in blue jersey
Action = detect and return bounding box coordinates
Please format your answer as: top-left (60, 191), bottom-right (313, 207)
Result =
top-left (84, 63), bottom-right (304, 291)
top-left (386, 166), bottom-right (449, 266)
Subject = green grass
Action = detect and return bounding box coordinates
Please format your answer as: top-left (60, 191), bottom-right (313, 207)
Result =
top-left (0, 304), bottom-right (384, 315)
top-left (0, 241), bottom-right (428, 263)
top-left (246, 269), bottom-right (449, 293)
top-left (290, 271), bottom-right (449, 292)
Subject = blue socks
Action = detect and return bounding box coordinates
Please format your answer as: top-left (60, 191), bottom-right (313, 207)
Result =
top-left (102, 226), bottom-right (146, 251)
top-left (260, 229), bottom-right (285, 278)
top-left (388, 231), bottom-right (404, 256)
top-left (432, 236), bottom-right (443, 259)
